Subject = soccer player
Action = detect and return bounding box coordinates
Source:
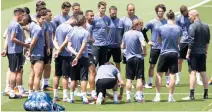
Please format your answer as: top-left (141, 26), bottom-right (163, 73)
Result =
top-left (31, 6), bottom-right (46, 21)
top-left (7, 8), bottom-right (29, 99)
top-left (182, 10), bottom-right (210, 100)
top-left (41, 9), bottom-right (55, 91)
top-left (85, 10), bottom-right (97, 99)
top-left (23, 7), bottom-right (30, 15)
top-left (52, 15), bottom-right (76, 102)
top-left (152, 10), bottom-right (182, 102)
top-left (91, 1), bottom-right (110, 66)
top-left (36, 0), bottom-right (46, 8)
top-left (176, 5), bottom-right (203, 85)
top-left (121, 19), bottom-right (146, 103)
top-left (28, 10), bottom-right (47, 96)
top-left (72, 2), bottom-right (81, 14)
top-left (67, 15), bottom-right (90, 104)
top-left (52, 1), bottom-right (71, 28)
top-left (106, 6), bottom-right (122, 71)
top-left (95, 62), bottom-right (124, 105)
top-left (143, 4), bottom-right (168, 89)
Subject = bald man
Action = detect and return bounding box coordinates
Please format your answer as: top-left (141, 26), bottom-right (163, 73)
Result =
top-left (182, 10), bottom-right (210, 100)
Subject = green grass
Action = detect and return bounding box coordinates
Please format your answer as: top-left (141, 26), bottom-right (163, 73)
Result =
top-left (1, 0), bottom-right (212, 111)
top-left (1, 0), bottom-right (32, 10)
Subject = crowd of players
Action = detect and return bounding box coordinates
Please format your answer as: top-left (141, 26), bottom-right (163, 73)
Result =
top-left (1, 0), bottom-right (212, 104)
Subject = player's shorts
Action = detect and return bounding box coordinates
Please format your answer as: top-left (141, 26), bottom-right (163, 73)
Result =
top-left (107, 47), bottom-right (122, 63)
top-left (92, 45), bottom-right (108, 66)
top-left (96, 78), bottom-right (117, 97)
top-left (7, 52), bottom-right (24, 72)
top-left (44, 46), bottom-right (53, 64)
top-left (179, 43), bottom-right (189, 59)
top-left (189, 53), bottom-right (206, 72)
top-left (126, 57), bottom-right (144, 80)
top-left (30, 56), bottom-right (44, 65)
top-left (157, 52), bottom-right (178, 74)
top-left (88, 53), bottom-right (95, 66)
top-left (71, 56), bottom-right (89, 81)
top-left (149, 49), bottom-right (161, 64)
top-left (55, 56), bottom-right (72, 77)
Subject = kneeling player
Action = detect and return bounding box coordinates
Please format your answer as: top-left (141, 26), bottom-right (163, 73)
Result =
top-left (121, 19), bottom-right (146, 103)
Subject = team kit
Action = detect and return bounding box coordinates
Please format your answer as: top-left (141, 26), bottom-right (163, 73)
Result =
top-left (1, 0), bottom-right (211, 104)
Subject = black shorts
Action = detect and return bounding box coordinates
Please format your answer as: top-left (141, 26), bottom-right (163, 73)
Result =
top-left (88, 54), bottom-right (95, 66)
top-left (96, 78), bottom-right (117, 97)
top-left (71, 57), bottom-right (89, 81)
top-left (92, 45), bottom-right (108, 66)
top-left (157, 52), bottom-right (178, 74)
top-left (55, 56), bottom-right (72, 77)
top-left (7, 52), bottom-right (23, 72)
top-left (189, 53), bottom-right (206, 72)
top-left (107, 47), bottom-right (122, 63)
top-left (30, 56), bottom-right (44, 65)
top-left (126, 57), bottom-right (144, 80)
top-left (122, 55), bottom-right (127, 64)
top-left (149, 49), bottom-right (161, 64)
top-left (44, 46), bottom-right (53, 64)
top-left (179, 43), bottom-right (189, 59)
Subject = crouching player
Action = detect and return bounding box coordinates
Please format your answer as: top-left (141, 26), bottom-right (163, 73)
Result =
top-left (95, 62), bottom-right (124, 105)
top-left (121, 19), bottom-right (147, 103)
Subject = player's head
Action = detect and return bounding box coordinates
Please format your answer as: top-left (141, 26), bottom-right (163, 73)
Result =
top-left (155, 4), bottom-right (166, 18)
top-left (61, 1), bottom-right (71, 16)
top-left (14, 8), bottom-right (25, 22)
top-left (109, 6), bottom-right (117, 19)
top-left (180, 5), bottom-right (188, 16)
top-left (189, 10), bottom-right (199, 23)
top-left (166, 10), bottom-right (175, 20)
top-left (36, 5), bottom-right (46, 13)
top-left (67, 14), bottom-right (77, 26)
top-left (98, 1), bottom-right (107, 15)
top-left (72, 2), bottom-right (81, 13)
top-left (36, 10), bottom-right (47, 25)
top-left (23, 7), bottom-right (30, 15)
top-left (86, 10), bottom-right (94, 22)
top-left (36, 0), bottom-right (46, 7)
top-left (45, 9), bottom-right (52, 22)
top-left (131, 19), bottom-right (143, 31)
top-left (20, 14), bottom-right (32, 26)
top-left (126, 3), bottom-right (135, 17)
top-left (73, 10), bottom-right (84, 16)
top-left (76, 15), bottom-right (86, 27)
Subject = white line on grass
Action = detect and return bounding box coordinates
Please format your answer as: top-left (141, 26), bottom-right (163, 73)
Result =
top-left (200, 4), bottom-right (212, 7)
top-left (202, 102), bottom-right (212, 111)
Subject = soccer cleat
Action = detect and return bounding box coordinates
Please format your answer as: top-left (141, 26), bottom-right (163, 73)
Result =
top-left (113, 100), bottom-right (120, 104)
top-left (168, 97), bottom-right (176, 102)
top-left (43, 85), bottom-right (53, 91)
top-left (70, 100), bottom-right (76, 104)
top-left (96, 92), bottom-right (103, 105)
top-left (182, 96), bottom-right (195, 100)
top-left (9, 94), bottom-right (22, 99)
top-left (144, 83), bottom-right (153, 89)
top-left (175, 81), bottom-right (180, 85)
top-left (53, 97), bottom-right (61, 102)
top-left (197, 81), bottom-right (203, 86)
top-left (126, 99), bottom-right (131, 103)
top-left (203, 94), bottom-right (208, 99)
top-left (63, 97), bottom-right (71, 102)
top-left (166, 83), bottom-right (169, 88)
top-left (152, 96), bottom-right (160, 102)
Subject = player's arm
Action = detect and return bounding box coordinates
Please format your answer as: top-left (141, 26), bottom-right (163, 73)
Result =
top-left (187, 25), bottom-right (196, 58)
top-left (67, 42), bottom-right (78, 55)
top-left (11, 25), bottom-right (29, 48)
top-left (57, 36), bottom-right (70, 54)
top-left (29, 36), bottom-right (38, 56)
top-left (121, 35), bottom-right (126, 49)
top-left (53, 35), bottom-right (59, 50)
top-left (1, 34), bottom-right (8, 57)
top-left (141, 40), bottom-right (147, 56)
top-left (141, 28), bottom-right (149, 43)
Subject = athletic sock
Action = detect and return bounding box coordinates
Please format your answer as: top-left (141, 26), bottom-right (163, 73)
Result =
top-left (176, 72), bottom-right (181, 81)
top-left (113, 91), bottom-right (118, 102)
top-left (190, 89), bottom-right (195, 97)
top-left (82, 92), bottom-right (88, 102)
top-left (70, 92), bottom-right (74, 101)
top-left (44, 78), bottom-right (49, 86)
top-left (156, 92), bottom-right (160, 97)
top-left (63, 89), bottom-right (68, 99)
top-left (53, 89), bottom-right (58, 98)
top-left (91, 90), bottom-right (97, 97)
top-left (17, 85), bottom-right (24, 94)
top-left (149, 77), bottom-right (153, 84)
top-left (204, 89), bottom-right (208, 96)
top-left (126, 90), bottom-right (131, 100)
top-left (169, 93), bottom-right (173, 98)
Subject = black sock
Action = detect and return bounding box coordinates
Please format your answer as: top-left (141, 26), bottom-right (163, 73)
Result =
top-left (190, 89), bottom-right (195, 97)
top-left (204, 89), bottom-right (208, 96)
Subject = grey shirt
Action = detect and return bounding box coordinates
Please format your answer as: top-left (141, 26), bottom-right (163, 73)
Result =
top-left (188, 21), bottom-right (210, 54)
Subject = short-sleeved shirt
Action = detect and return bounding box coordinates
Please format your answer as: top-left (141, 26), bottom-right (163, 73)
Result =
top-left (52, 14), bottom-right (71, 28)
top-left (7, 20), bottom-right (24, 54)
top-left (145, 18), bottom-right (167, 49)
top-left (55, 23), bottom-right (73, 56)
top-left (86, 22), bottom-right (93, 55)
top-left (30, 22), bottom-right (45, 57)
top-left (108, 17), bottom-right (121, 48)
top-left (67, 27), bottom-right (89, 58)
top-left (91, 15), bottom-right (110, 46)
top-left (95, 64), bottom-right (120, 82)
top-left (176, 15), bottom-right (191, 43)
top-left (46, 21), bottom-right (56, 48)
top-left (158, 24), bottom-right (182, 55)
top-left (122, 30), bottom-right (145, 61)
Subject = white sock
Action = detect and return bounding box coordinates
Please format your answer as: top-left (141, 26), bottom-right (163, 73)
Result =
top-left (156, 92), bottom-right (160, 97)
top-left (74, 88), bottom-right (79, 92)
top-left (70, 92), bottom-right (74, 101)
top-left (166, 76), bottom-right (170, 84)
top-left (91, 90), bottom-right (96, 97)
top-left (169, 93), bottom-right (173, 98)
top-left (136, 91), bottom-right (141, 100)
top-left (176, 72), bottom-right (181, 81)
top-left (63, 89), bottom-right (68, 99)
top-left (17, 85), bottom-right (24, 94)
top-left (149, 77), bottom-right (153, 84)
top-left (196, 73), bottom-right (201, 82)
top-left (53, 89), bottom-right (58, 98)
top-left (113, 91), bottom-right (118, 101)
top-left (44, 78), bottom-right (49, 86)
top-left (126, 90), bottom-right (131, 100)
top-left (82, 92), bottom-right (88, 102)
top-left (68, 78), bottom-right (71, 83)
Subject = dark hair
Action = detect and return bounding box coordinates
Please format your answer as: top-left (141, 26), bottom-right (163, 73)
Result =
top-left (72, 2), bottom-right (80, 8)
top-left (14, 8), bottom-right (24, 15)
top-left (36, 10), bottom-right (47, 18)
top-left (155, 4), bottom-right (166, 13)
top-left (180, 5), bottom-right (188, 14)
top-left (85, 10), bottom-right (93, 16)
top-left (76, 15), bottom-right (86, 26)
top-left (36, 5), bottom-right (46, 12)
top-left (166, 10), bottom-right (175, 20)
top-left (105, 62), bottom-right (115, 65)
top-left (46, 9), bottom-right (51, 13)
top-left (109, 6), bottom-right (117, 12)
top-left (23, 7), bottom-right (30, 14)
top-left (24, 14), bottom-right (32, 23)
top-left (98, 1), bottom-right (107, 8)
top-left (73, 11), bottom-right (84, 16)
top-left (126, 3), bottom-right (134, 10)
top-left (36, 0), bottom-right (46, 7)
top-left (61, 1), bottom-right (71, 9)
